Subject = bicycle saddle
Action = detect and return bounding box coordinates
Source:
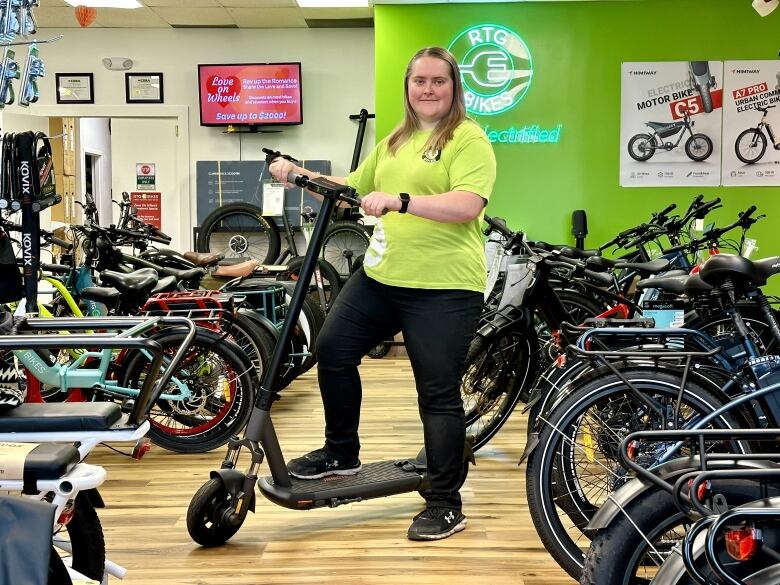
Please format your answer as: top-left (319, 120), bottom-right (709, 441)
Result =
top-left (613, 258), bottom-right (670, 275)
top-left (0, 402), bottom-right (122, 432)
top-left (213, 259), bottom-right (261, 278)
top-left (636, 274), bottom-right (687, 294)
top-left (100, 268), bottom-right (159, 296)
top-left (699, 254), bottom-right (766, 286)
top-left (646, 121), bottom-right (684, 131)
top-left (182, 251), bottom-right (224, 267)
top-left (151, 264), bottom-right (206, 283)
top-left (558, 246), bottom-right (600, 260)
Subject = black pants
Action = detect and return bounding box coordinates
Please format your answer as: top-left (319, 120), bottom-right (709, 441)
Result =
top-left (315, 269), bottom-right (483, 509)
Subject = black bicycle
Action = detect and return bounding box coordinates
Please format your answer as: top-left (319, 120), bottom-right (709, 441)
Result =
top-left (628, 108), bottom-right (713, 162)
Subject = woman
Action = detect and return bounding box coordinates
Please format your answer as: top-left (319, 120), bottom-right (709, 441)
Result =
top-left (269, 46), bottom-right (496, 541)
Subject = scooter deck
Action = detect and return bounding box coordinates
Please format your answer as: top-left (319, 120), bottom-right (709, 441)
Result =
top-left (259, 460), bottom-right (425, 510)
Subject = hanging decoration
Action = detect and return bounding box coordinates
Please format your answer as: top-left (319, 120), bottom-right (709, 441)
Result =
top-left (74, 5), bottom-right (97, 28)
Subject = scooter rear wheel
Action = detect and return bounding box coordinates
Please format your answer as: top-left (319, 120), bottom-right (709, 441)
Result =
top-left (187, 478), bottom-right (245, 546)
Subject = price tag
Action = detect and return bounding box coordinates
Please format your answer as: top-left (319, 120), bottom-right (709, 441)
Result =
top-left (262, 181), bottom-right (285, 217)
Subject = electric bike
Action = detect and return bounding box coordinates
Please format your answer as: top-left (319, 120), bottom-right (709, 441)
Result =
top-left (628, 108), bottom-right (713, 162)
top-left (735, 104), bottom-right (780, 164)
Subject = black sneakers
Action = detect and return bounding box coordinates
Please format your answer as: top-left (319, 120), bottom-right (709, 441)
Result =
top-left (407, 506), bottom-right (467, 541)
top-left (287, 448), bottom-right (362, 479)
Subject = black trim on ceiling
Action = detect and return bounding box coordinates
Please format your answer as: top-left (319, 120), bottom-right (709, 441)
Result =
top-left (305, 17), bottom-right (373, 28)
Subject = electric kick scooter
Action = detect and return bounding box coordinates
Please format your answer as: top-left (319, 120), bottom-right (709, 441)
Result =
top-left (186, 148), bottom-right (475, 546)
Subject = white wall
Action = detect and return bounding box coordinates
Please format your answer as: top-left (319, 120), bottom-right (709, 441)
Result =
top-left (79, 117), bottom-right (112, 222)
top-left (2, 27), bottom-right (375, 247)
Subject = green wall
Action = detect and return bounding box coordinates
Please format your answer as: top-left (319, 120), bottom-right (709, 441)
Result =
top-left (375, 0), bottom-right (780, 258)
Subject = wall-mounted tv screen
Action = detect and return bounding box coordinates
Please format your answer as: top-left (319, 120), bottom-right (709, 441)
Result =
top-left (198, 62), bottom-right (302, 127)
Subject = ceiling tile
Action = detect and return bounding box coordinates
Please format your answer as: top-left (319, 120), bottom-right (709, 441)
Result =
top-left (300, 6), bottom-right (372, 18)
top-left (143, 0), bottom-right (221, 6)
top-left (226, 7), bottom-right (306, 27)
top-left (94, 7), bottom-right (170, 27)
top-left (219, 0), bottom-right (296, 7)
top-left (152, 6), bottom-right (236, 25)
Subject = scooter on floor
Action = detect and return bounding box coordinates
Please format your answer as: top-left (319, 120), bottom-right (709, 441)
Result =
top-left (186, 148), bottom-right (475, 546)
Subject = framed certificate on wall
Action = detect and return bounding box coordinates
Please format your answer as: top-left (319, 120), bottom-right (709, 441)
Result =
top-left (125, 72), bottom-right (164, 104)
top-left (55, 73), bottom-right (94, 104)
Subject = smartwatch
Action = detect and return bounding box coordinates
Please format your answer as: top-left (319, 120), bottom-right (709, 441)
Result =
top-left (399, 192), bottom-right (410, 214)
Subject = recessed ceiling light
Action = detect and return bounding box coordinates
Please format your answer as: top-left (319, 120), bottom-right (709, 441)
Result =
top-left (296, 0), bottom-right (369, 7)
top-left (62, 0), bottom-right (142, 8)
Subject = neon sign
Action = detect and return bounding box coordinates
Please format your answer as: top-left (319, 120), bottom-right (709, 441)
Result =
top-left (448, 24), bottom-right (533, 116)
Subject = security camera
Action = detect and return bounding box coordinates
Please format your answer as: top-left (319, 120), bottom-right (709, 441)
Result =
top-left (753, 0), bottom-right (779, 17)
top-left (102, 57), bottom-right (133, 71)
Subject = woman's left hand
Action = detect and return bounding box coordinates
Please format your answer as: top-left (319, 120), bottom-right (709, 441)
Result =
top-left (361, 191), bottom-right (403, 217)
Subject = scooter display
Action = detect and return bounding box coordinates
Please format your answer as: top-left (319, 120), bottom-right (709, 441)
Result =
top-left (186, 148), bottom-right (474, 546)
top-left (628, 108), bottom-right (713, 162)
top-left (735, 104), bottom-right (780, 164)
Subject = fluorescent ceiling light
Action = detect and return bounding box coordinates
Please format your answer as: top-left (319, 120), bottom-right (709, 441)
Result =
top-left (296, 0), bottom-right (369, 7)
top-left (63, 0), bottom-right (142, 8)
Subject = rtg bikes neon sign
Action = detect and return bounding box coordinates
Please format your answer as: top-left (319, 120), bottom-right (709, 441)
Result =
top-left (448, 24), bottom-right (562, 144)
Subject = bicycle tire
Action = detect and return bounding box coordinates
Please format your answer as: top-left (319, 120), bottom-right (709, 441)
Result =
top-left (197, 203), bottom-right (281, 265)
top-left (525, 367), bottom-right (742, 580)
top-left (685, 133), bottom-right (713, 161)
top-left (628, 133), bottom-right (654, 161)
top-left (228, 312), bottom-right (275, 382)
top-left (462, 329), bottom-right (538, 452)
top-left (735, 128), bottom-right (768, 164)
top-left (54, 493), bottom-right (106, 582)
top-left (582, 479), bottom-right (780, 585)
top-left (278, 256), bottom-right (341, 312)
top-left (119, 328), bottom-right (254, 453)
top-left (322, 221), bottom-right (371, 281)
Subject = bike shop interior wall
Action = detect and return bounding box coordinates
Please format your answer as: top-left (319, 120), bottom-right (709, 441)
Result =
top-left (375, 0), bottom-right (780, 271)
top-left (0, 27), bottom-right (374, 251)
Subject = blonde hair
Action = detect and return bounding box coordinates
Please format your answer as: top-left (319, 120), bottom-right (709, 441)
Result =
top-left (387, 47), bottom-right (467, 156)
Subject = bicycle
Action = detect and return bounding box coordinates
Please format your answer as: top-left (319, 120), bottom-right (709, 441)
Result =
top-left (628, 108), bottom-right (713, 162)
top-left (735, 104), bottom-right (780, 164)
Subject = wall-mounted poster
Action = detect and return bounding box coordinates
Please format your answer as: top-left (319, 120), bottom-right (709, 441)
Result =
top-left (722, 60), bottom-right (780, 186)
top-left (620, 61), bottom-right (723, 187)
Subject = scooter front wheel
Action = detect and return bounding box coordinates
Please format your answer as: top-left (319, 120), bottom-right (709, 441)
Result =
top-left (627, 133), bottom-right (654, 161)
top-left (685, 133), bottom-right (713, 161)
top-left (735, 128), bottom-right (767, 164)
top-left (187, 478), bottom-right (245, 546)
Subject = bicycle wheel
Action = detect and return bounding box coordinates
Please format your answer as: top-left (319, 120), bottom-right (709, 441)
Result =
top-left (322, 221), bottom-right (371, 281)
top-left (227, 312), bottom-right (275, 382)
top-left (525, 367), bottom-right (742, 580)
top-left (53, 493), bottom-right (106, 582)
top-left (685, 133), bottom-right (713, 161)
top-left (461, 329), bottom-right (538, 451)
top-left (735, 128), bottom-right (767, 164)
top-left (628, 133), bottom-right (655, 161)
top-left (197, 203), bottom-right (281, 265)
top-left (119, 328), bottom-right (255, 453)
top-left (278, 256), bottom-right (341, 311)
top-left (582, 479), bottom-right (780, 585)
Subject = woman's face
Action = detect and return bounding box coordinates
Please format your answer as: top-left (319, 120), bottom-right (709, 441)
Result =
top-left (407, 56), bottom-right (454, 125)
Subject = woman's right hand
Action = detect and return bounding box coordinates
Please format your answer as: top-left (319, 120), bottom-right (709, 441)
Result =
top-left (269, 159), bottom-right (299, 188)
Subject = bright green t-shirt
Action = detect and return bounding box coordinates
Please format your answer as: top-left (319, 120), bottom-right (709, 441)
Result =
top-left (346, 120), bottom-right (496, 292)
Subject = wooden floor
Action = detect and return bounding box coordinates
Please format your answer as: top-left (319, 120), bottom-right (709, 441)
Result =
top-left (89, 358), bottom-right (575, 585)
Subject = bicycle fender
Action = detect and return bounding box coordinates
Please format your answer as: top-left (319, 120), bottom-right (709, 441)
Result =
top-left (210, 469), bottom-right (257, 514)
top-left (585, 458), bottom-right (778, 536)
top-left (237, 309), bottom-right (279, 341)
top-left (518, 432), bottom-right (539, 464)
top-left (80, 488), bottom-right (105, 509)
